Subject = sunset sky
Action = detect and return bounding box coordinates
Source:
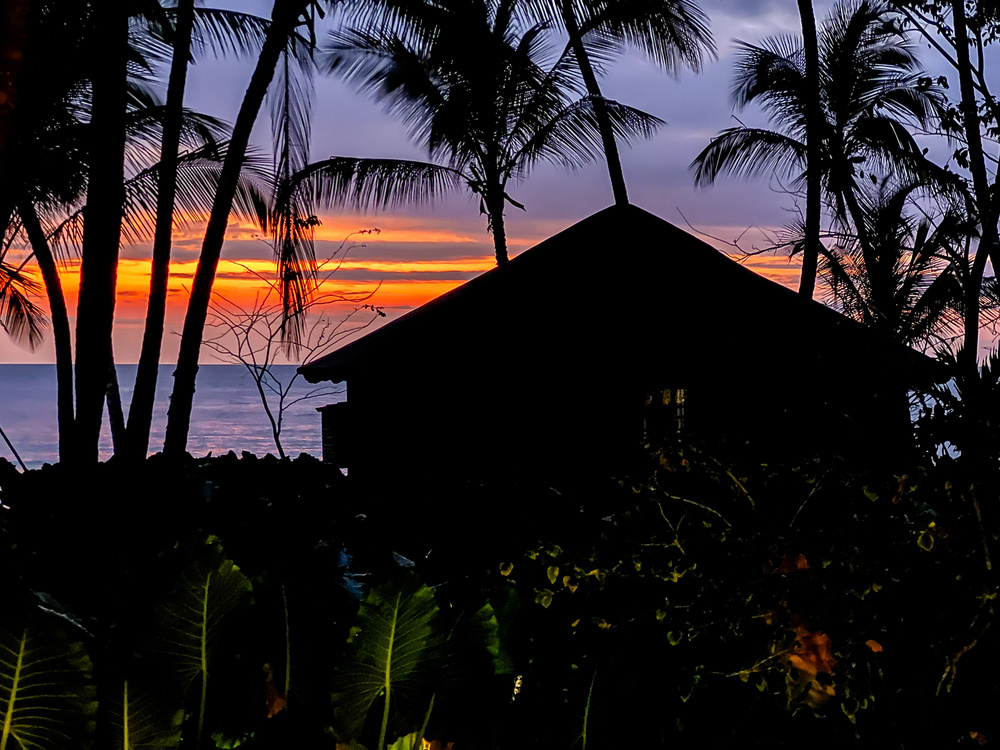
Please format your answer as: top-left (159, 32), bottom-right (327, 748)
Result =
top-left (0, 0), bottom-right (909, 365)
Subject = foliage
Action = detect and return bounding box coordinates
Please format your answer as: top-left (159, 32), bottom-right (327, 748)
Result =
top-left (333, 573), bottom-right (444, 748)
top-left (497, 440), bottom-right (1000, 747)
top-left (0, 453), bottom-right (509, 750)
top-left (819, 179), bottom-right (971, 348)
top-left (330, 571), bottom-right (502, 750)
top-left (106, 680), bottom-right (184, 750)
top-left (915, 346), bottom-right (1000, 468)
top-left (148, 540), bottom-right (253, 746)
top-left (0, 613), bottom-right (96, 750)
top-left (0, 433), bottom-right (997, 748)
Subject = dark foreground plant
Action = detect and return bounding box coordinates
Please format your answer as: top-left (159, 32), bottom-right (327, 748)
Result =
top-left (498, 440), bottom-right (1000, 748)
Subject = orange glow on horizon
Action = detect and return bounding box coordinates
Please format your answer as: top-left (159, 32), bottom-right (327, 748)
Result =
top-left (168, 214), bottom-right (546, 250)
top-left (4, 211), bottom-right (804, 364)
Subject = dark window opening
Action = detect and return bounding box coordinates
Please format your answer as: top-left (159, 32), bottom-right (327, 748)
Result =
top-left (644, 387), bottom-right (687, 443)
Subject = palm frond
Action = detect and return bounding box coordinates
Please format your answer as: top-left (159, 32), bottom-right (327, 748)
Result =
top-left (122, 105), bottom-right (231, 176)
top-left (514, 95), bottom-right (662, 174)
top-left (269, 53), bottom-right (315, 181)
top-left (291, 157), bottom-right (466, 211)
top-left (691, 127), bottom-right (805, 187)
top-left (191, 8), bottom-right (271, 60)
top-left (576, 0), bottom-right (715, 72)
top-left (324, 28), bottom-right (446, 148)
top-left (820, 178), bottom-right (968, 349)
top-left (731, 36), bottom-right (805, 112)
top-left (0, 261), bottom-right (47, 350)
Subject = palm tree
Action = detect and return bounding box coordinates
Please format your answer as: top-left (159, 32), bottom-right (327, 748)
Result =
top-left (1, 0), bottom-right (270, 462)
top-left (819, 180), bottom-right (968, 350)
top-left (164, 0), bottom-right (327, 459)
top-left (543, 0), bottom-right (713, 205)
top-left (72, 0), bottom-right (131, 463)
top-left (315, 0), bottom-right (661, 265)
top-left (124, 3), bottom-right (272, 461)
top-left (691, 0), bottom-right (947, 303)
top-left (797, 0), bottom-right (822, 298)
top-left (343, 0), bottom-right (712, 206)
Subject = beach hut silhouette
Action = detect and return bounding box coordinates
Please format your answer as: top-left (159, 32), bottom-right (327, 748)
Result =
top-left (300, 204), bottom-right (940, 484)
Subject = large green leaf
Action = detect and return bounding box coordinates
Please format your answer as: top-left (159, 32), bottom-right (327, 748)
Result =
top-left (0, 619), bottom-right (96, 750)
top-left (107, 680), bottom-right (183, 750)
top-left (332, 573), bottom-right (444, 750)
top-left (148, 542), bottom-right (252, 746)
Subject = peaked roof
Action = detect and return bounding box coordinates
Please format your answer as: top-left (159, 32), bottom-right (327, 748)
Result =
top-left (299, 204), bottom-right (940, 384)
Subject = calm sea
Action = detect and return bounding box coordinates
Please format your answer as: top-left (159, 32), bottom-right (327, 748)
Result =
top-left (0, 364), bottom-right (345, 468)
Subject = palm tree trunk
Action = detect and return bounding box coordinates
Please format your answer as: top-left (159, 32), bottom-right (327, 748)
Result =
top-left (106, 354), bottom-right (125, 455)
top-left (951, 0), bottom-right (997, 379)
top-left (74, 3), bottom-right (129, 464)
top-left (164, 0), bottom-right (311, 459)
top-left (125, 0), bottom-right (196, 462)
top-left (486, 187), bottom-right (508, 265)
top-left (18, 199), bottom-right (74, 462)
top-left (560, 2), bottom-right (629, 206)
top-left (797, 0), bottom-right (821, 299)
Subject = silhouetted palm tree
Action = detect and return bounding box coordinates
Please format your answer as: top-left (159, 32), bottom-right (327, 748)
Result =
top-left (692, 0), bottom-right (947, 310)
top-left (164, 0), bottom-right (328, 459)
top-left (797, 0), bottom-right (822, 297)
top-left (820, 179), bottom-right (968, 350)
top-left (125, 3), bottom-right (272, 461)
top-left (316, 0), bottom-right (661, 265)
top-left (543, 0), bottom-right (713, 205)
top-left (2, 0), bottom-right (269, 461)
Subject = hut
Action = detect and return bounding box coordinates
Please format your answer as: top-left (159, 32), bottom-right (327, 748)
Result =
top-left (299, 204), bottom-right (940, 484)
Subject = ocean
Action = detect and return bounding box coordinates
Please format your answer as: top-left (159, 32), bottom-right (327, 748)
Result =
top-left (0, 364), bottom-right (345, 468)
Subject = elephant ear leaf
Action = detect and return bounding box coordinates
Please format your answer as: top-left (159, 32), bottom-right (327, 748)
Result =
top-left (332, 573), bottom-right (443, 750)
top-left (149, 543), bottom-right (252, 746)
top-left (0, 618), bottom-right (96, 750)
top-left (441, 601), bottom-right (500, 687)
top-left (107, 680), bottom-right (183, 750)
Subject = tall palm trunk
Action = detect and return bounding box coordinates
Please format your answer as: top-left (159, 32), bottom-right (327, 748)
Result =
top-left (797, 0), bottom-right (821, 298)
top-left (559, 2), bottom-right (628, 206)
top-left (487, 189), bottom-right (508, 265)
top-left (164, 0), bottom-right (311, 458)
top-left (74, 3), bottom-right (129, 463)
top-left (18, 199), bottom-right (74, 462)
top-left (951, 0), bottom-right (999, 380)
top-left (125, 0), bottom-right (196, 461)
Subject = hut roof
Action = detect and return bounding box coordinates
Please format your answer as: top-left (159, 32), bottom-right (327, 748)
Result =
top-left (299, 204), bottom-right (942, 385)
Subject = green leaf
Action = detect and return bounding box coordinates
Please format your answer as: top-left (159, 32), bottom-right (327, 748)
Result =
top-left (0, 618), bottom-right (96, 750)
top-left (108, 680), bottom-right (183, 750)
top-left (917, 530), bottom-right (935, 551)
top-left (386, 731), bottom-right (422, 750)
top-left (332, 573), bottom-right (444, 750)
top-left (148, 542), bottom-right (252, 747)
